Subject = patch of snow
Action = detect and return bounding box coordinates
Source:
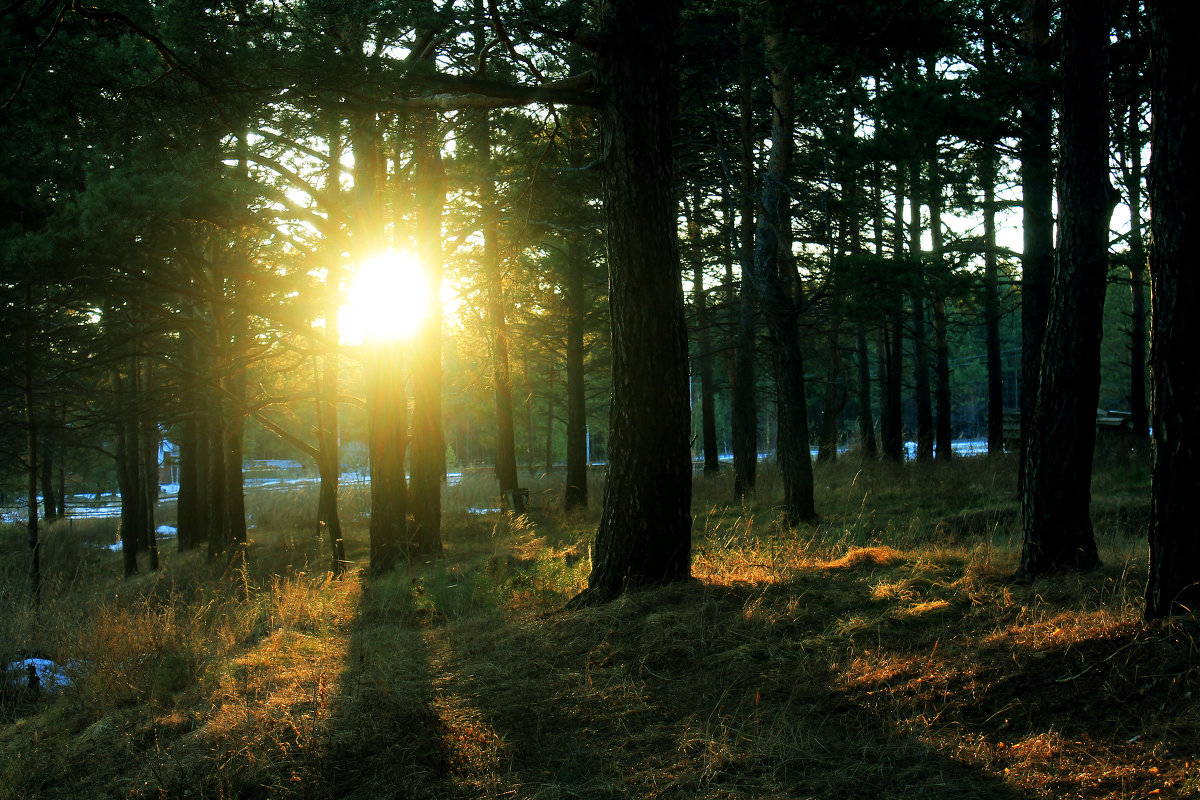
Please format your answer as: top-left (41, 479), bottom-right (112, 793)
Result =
top-left (467, 508), bottom-right (502, 515)
top-left (5, 658), bottom-right (74, 691)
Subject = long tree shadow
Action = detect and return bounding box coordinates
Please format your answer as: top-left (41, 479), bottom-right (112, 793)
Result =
top-left (312, 546), bottom-right (1191, 799)
top-left (408, 574), bottom-right (1038, 799)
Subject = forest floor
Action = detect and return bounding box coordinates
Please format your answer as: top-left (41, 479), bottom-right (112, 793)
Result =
top-left (1, 445), bottom-right (1196, 800)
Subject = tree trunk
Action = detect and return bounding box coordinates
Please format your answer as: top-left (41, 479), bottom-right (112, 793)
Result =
top-left (982, 143), bottom-right (1005, 454)
top-left (206, 388), bottom-right (229, 560)
top-left (569, 0), bottom-right (692, 606)
top-left (687, 190), bottom-right (720, 475)
top-left (116, 364), bottom-right (141, 577)
top-left (877, 164), bottom-right (904, 462)
top-left (368, 342), bottom-right (407, 573)
top-left (410, 112), bottom-right (445, 557)
top-left (818, 323), bottom-right (847, 463)
top-left (731, 14), bottom-right (758, 501)
top-left (563, 235), bottom-right (589, 511)
top-left (141, 360), bottom-right (159, 571)
top-left (23, 281), bottom-right (40, 601)
top-left (1145, 0), bottom-right (1200, 618)
top-left (1018, 0), bottom-right (1114, 579)
top-left (1019, 0), bottom-right (1055, 492)
top-left (316, 353), bottom-right (345, 574)
top-left (927, 124), bottom-right (952, 463)
top-left (753, 30), bottom-right (817, 525)
top-left (856, 332), bottom-right (876, 460)
top-left (908, 161), bottom-right (933, 462)
top-left (475, 109), bottom-right (522, 509)
top-left (1125, 97), bottom-right (1149, 441)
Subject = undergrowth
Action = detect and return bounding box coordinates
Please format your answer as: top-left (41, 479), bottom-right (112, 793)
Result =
top-left (2, 452), bottom-right (1194, 799)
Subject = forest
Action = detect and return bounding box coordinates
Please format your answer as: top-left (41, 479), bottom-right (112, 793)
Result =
top-left (2, 0), bottom-right (1198, 798)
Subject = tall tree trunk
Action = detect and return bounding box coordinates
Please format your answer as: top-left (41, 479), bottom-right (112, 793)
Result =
top-left (908, 161), bottom-right (933, 462)
top-left (753, 30), bottom-right (817, 525)
top-left (474, 108), bottom-right (522, 509)
top-left (1125, 97), bottom-right (1149, 441)
top-left (927, 116), bottom-right (952, 463)
top-left (1018, 0), bottom-right (1114, 579)
top-left (563, 235), bottom-right (589, 511)
top-left (177, 407), bottom-right (200, 551)
top-left (686, 190), bottom-right (720, 475)
top-left (1019, 0), bottom-right (1055, 492)
top-left (877, 162), bottom-right (904, 462)
top-left (223, 339), bottom-right (247, 550)
top-left (206, 378), bottom-right (229, 560)
top-left (410, 112), bottom-right (446, 556)
top-left (818, 323), bottom-right (847, 463)
top-left (23, 281), bottom-right (40, 601)
top-left (1145, 0), bottom-right (1200, 617)
top-left (855, 324), bottom-right (876, 458)
top-left (982, 143), bottom-right (1006, 454)
top-left (116, 362), bottom-right (141, 576)
top-left (731, 14), bottom-right (758, 501)
top-left (368, 342), bottom-right (407, 573)
top-left (141, 360), bottom-right (159, 571)
top-left (316, 352), bottom-right (345, 574)
top-left (317, 110), bottom-right (345, 574)
top-left (570, 0), bottom-right (692, 606)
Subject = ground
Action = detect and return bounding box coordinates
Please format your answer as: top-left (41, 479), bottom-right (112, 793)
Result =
top-left (1, 450), bottom-right (1195, 799)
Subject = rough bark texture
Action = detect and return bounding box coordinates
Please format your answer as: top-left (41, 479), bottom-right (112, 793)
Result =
top-left (1019, 0), bottom-right (1055, 491)
top-left (1018, 0), bottom-right (1113, 579)
top-left (1145, 0), bottom-right (1200, 618)
top-left (570, 0), bottom-right (692, 606)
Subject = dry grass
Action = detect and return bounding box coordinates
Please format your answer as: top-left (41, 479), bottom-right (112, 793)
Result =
top-left (2, 452), bottom-right (1195, 799)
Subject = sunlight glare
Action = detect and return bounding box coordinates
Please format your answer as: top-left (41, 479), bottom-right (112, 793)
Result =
top-left (340, 251), bottom-right (430, 344)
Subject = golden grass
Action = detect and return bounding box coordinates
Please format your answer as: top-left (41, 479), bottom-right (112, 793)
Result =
top-left (1, 452), bottom-right (1195, 799)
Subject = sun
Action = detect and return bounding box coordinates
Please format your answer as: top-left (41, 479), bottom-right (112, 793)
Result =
top-left (339, 251), bottom-right (431, 344)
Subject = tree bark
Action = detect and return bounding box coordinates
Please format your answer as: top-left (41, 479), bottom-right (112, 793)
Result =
top-left (569, 0), bottom-right (692, 606)
top-left (753, 30), bottom-right (817, 525)
top-left (731, 14), bottom-right (758, 501)
top-left (1019, 0), bottom-right (1114, 579)
top-left (1019, 0), bottom-right (1055, 491)
top-left (1145, 0), bottom-right (1200, 618)
top-left (410, 112), bottom-right (446, 557)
